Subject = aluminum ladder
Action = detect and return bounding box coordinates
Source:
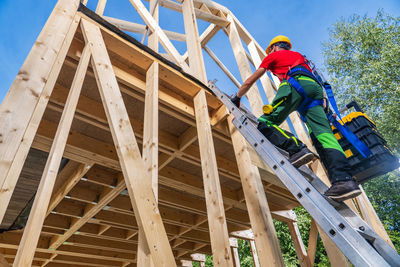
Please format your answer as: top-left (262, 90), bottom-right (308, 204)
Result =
top-left (207, 81), bottom-right (400, 267)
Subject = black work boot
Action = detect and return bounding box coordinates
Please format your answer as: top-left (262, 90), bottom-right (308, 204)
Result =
top-left (289, 146), bottom-right (314, 168)
top-left (324, 179), bottom-right (361, 202)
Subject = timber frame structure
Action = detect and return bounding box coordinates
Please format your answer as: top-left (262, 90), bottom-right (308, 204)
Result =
top-left (0, 0), bottom-right (395, 266)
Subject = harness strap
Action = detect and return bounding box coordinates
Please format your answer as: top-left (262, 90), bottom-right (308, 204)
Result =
top-left (287, 76), bottom-right (323, 122)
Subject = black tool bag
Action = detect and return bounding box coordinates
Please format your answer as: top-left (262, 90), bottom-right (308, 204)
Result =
top-left (332, 102), bottom-right (399, 183)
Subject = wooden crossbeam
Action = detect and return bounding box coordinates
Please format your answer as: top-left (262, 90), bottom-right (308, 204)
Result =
top-left (48, 175), bottom-right (125, 249)
top-left (13, 42), bottom-right (91, 267)
top-left (128, 0), bottom-right (190, 72)
top-left (149, 0), bottom-right (229, 26)
top-left (102, 16), bottom-right (186, 42)
top-left (81, 18), bottom-right (176, 266)
top-left (46, 162), bottom-right (93, 216)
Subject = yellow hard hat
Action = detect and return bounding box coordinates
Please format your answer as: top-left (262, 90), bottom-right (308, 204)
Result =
top-left (266, 35), bottom-right (292, 54)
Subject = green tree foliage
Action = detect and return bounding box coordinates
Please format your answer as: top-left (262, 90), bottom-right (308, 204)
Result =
top-left (323, 10), bottom-right (400, 153)
top-left (323, 10), bottom-right (400, 252)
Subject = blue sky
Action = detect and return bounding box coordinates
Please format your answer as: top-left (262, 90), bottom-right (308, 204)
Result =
top-left (0, 0), bottom-right (399, 104)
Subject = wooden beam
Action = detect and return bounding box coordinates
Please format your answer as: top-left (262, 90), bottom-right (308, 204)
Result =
top-left (95, 0), bottom-right (107, 15)
top-left (229, 237), bottom-right (240, 267)
top-left (226, 14), bottom-right (263, 117)
top-left (13, 42), bottom-right (91, 267)
top-left (147, 0), bottom-right (159, 50)
top-left (48, 175), bottom-right (126, 249)
top-left (46, 162), bottom-right (93, 216)
top-left (194, 90), bottom-right (234, 266)
top-left (0, 1), bottom-right (80, 224)
top-left (152, 0), bottom-right (229, 26)
top-left (182, 0), bottom-right (208, 83)
top-left (137, 61), bottom-right (159, 266)
top-left (307, 219), bottom-right (318, 265)
top-left (249, 240), bottom-right (261, 267)
top-left (128, 0), bottom-right (190, 72)
top-left (228, 116), bottom-right (285, 267)
top-left (80, 18), bottom-right (176, 266)
top-left (288, 219), bottom-right (312, 267)
top-left (183, 23), bottom-right (220, 63)
top-left (102, 16), bottom-right (186, 42)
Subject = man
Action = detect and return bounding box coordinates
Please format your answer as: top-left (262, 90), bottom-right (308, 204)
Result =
top-left (231, 35), bottom-right (361, 201)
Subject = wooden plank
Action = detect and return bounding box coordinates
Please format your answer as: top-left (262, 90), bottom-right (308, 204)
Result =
top-left (0, 2), bottom-right (80, 224)
top-left (153, 0), bottom-right (229, 26)
top-left (228, 116), bottom-right (285, 267)
top-left (249, 240), bottom-right (261, 267)
top-left (13, 43), bottom-right (91, 267)
top-left (46, 162), bottom-right (93, 216)
top-left (102, 16), bottom-right (186, 42)
top-left (182, 0), bottom-right (207, 83)
top-left (80, 18), bottom-right (176, 266)
top-left (226, 14), bottom-right (263, 117)
top-left (128, 0), bottom-right (190, 72)
top-left (183, 23), bottom-right (220, 64)
top-left (194, 90), bottom-right (234, 266)
top-left (288, 220), bottom-right (312, 267)
top-left (48, 175), bottom-right (126, 249)
top-left (307, 219), bottom-right (318, 265)
top-left (95, 0), bottom-right (107, 15)
top-left (137, 61), bottom-right (159, 267)
top-left (229, 238), bottom-right (240, 267)
top-left (145, 0), bottom-right (160, 50)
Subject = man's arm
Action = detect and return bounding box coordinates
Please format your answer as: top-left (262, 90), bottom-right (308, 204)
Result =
top-left (236, 68), bottom-right (266, 97)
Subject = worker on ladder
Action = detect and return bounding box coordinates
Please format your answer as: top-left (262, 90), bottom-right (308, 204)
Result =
top-left (231, 35), bottom-right (361, 201)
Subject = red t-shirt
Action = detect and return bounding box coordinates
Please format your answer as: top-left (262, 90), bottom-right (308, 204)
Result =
top-left (259, 50), bottom-right (312, 81)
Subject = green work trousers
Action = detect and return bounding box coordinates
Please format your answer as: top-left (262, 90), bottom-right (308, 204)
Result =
top-left (257, 76), bottom-right (352, 183)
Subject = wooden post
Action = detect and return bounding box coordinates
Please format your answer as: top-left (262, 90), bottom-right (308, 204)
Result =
top-left (81, 19), bottom-right (176, 266)
top-left (194, 90), bottom-right (234, 267)
top-left (287, 218), bottom-right (312, 267)
top-left (182, 0), bottom-right (207, 82)
top-left (0, 0), bottom-right (80, 224)
top-left (228, 117), bottom-right (285, 267)
top-left (128, 0), bottom-right (190, 71)
top-left (249, 240), bottom-right (261, 267)
top-left (137, 62), bottom-right (159, 267)
top-left (13, 44), bottom-right (91, 267)
top-left (226, 14), bottom-right (263, 117)
top-left (137, 0), bottom-right (160, 264)
top-left (307, 219), bottom-right (318, 265)
top-left (229, 238), bottom-right (240, 267)
top-left (95, 0), bottom-right (107, 15)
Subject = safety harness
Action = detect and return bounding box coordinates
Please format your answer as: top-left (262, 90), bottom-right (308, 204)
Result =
top-left (285, 65), bottom-right (372, 158)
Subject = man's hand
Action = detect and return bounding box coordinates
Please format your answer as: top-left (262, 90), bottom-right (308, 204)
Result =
top-left (231, 95), bottom-right (241, 108)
